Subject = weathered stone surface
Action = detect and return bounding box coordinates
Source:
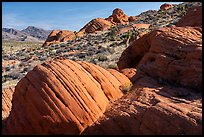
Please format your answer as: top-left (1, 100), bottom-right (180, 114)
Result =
top-left (3, 59), bottom-right (130, 135)
top-left (119, 68), bottom-right (137, 82)
top-left (77, 18), bottom-right (113, 36)
top-left (43, 30), bottom-right (76, 46)
top-left (118, 26), bottom-right (202, 92)
top-left (160, 3), bottom-right (173, 10)
top-left (82, 75), bottom-right (202, 135)
top-left (106, 8), bottom-right (129, 25)
top-left (2, 87), bottom-right (15, 120)
top-left (128, 16), bottom-right (137, 22)
top-left (176, 6), bottom-right (202, 27)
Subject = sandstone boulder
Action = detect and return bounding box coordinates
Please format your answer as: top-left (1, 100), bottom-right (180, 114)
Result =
top-left (77, 18), bottom-right (113, 36)
top-left (43, 30), bottom-right (76, 46)
top-left (176, 6), bottom-right (202, 27)
top-left (160, 3), bottom-right (173, 10)
top-left (117, 26), bottom-right (202, 92)
top-left (3, 59), bottom-right (130, 135)
top-left (106, 8), bottom-right (129, 25)
top-left (128, 16), bottom-right (137, 22)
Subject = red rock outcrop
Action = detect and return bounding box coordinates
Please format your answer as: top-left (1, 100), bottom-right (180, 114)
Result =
top-left (117, 26), bottom-right (202, 92)
top-left (77, 18), bottom-right (113, 36)
top-left (82, 26), bottom-right (202, 135)
top-left (3, 59), bottom-right (130, 135)
top-left (82, 75), bottom-right (202, 135)
top-left (176, 6), bottom-right (202, 27)
top-left (2, 87), bottom-right (15, 120)
top-left (43, 30), bottom-right (76, 46)
top-left (117, 24), bottom-right (150, 35)
top-left (128, 16), bottom-right (137, 22)
top-left (160, 3), bottom-right (173, 10)
top-left (106, 8), bottom-right (129, 25)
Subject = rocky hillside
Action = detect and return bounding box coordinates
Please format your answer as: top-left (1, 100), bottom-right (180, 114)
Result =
top-left (2, 26), bottom-right (51, 42)
top-left (2, 2), bottom-right (202, 135)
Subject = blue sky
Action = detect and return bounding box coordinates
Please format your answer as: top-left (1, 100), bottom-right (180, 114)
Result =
top-left (2, 2), bottom-right (182, 31)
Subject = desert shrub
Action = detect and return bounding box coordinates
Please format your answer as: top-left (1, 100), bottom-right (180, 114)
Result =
top-left (119, 81), bottom-right (133, 93)
top-left (108, 64), bottom-right (117, 69)
top-left (97, 54), bottom-right (108, 61)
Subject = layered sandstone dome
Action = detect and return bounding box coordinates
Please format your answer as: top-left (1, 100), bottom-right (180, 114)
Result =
top-left (43, 30), bottom-right (76, 46)
top-left (3, 59), bottom-right (130, 135)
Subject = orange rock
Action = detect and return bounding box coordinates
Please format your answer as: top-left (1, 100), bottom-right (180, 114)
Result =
top-left (176, 6), bottom-right (202, 27)
top-left (119, 68), bottom-right (137, 82)
top-left (117, 24), bottom-right (150, 35)
top-left (82, 75), bottom-right (202, 135)
top-left (3, 59), bottom-right (130, 135)
top-left (78, 18), bottom-right (113, 36)
top-left (2, 87), bottom-right (15, 120)
top-left (128, 16), bottom-right (137, 22)
top-left (132, 23), bottom-right (150, 29)
top-left (117, 26), bottom-right (202, 91)
top-left (106, 8), bottom-right (129, 25)
top-left (160, 3), bottom-right (173, 10)
top-left (43, 30), bottom-right (76, 46)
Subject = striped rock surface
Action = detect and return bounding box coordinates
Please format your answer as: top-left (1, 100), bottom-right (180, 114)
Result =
top-left (3, 59), bottom-right (130, 135)
top-left (2, 87), bottom-right (15, 120)
top-left (117, 26), bottom-right (202, 92)
top-left (82, 75), bottom-right (202, 135)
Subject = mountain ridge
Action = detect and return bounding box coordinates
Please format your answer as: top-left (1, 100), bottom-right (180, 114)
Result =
top-left (2, 26), bottom-right (51, 42)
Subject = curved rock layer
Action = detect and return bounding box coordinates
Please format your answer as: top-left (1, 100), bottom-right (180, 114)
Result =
top-left (43, 30), bottom-right (76, 46)
top-left (82, 75), bottom-right (202, 135)
top-left (77, 18), bottom-right (113, 36)
top-left (2, 87), bottom-right (15, 120)
top-left (117, 26), bottom-right (202, 92)
top-left (3, 59), bottom-right (130, 135)
top-left (176, 6), bottom-right (202, 27)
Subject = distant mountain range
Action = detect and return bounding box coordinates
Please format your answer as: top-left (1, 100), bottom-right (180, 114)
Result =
top-left (2, 26), bottom-right (51, 42)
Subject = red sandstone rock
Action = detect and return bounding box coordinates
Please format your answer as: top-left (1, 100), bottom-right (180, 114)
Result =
top-left (119, 68), bottom-right (137, 82)
top-left (128, 16), bottom-right (137, 22)
top-left (117, 24), bottom-right (150, 35)
top-left (2, 87), bottom-right (15, 120)
top-left (117, 26), bottom-right (202, 92)
top-left (77, 18), bottom-right (113, 36)
top-left (132, 24), bottom-right (150, 29)
top-left (176, 6), bottom-right (202, 27)
top-left (160, 3), bottom-right (173, 10)
top-left (82, 75), bottom-right (202, 135)
top-left (43, 30), bottom-right (76, 46)
top-left (106, 8), bottom-right (129, 25)
top-left (3, 59), bottom-right (130, 135)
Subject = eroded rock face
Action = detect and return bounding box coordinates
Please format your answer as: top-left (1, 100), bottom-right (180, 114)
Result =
top-left (176, 6), bottom-right (202, 27)
top-left (128, 16), bottom-right (137, 22)
top-left (77, 18), bottom-right (113, 36)
top-left (82, 75), bottom-right (202, 135)
top-left (117, 26), bottom-right (202, 92)
top-left (2, 87), bottom-right (15, 120)
top-left (106, 8), bottom-right (129, 25)
top-left (43, 30), bottom-right (76, 46)
top-left (3, 59), bottom-right (130, 135)
top-left (160, 3), bottom-right (173, 10)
